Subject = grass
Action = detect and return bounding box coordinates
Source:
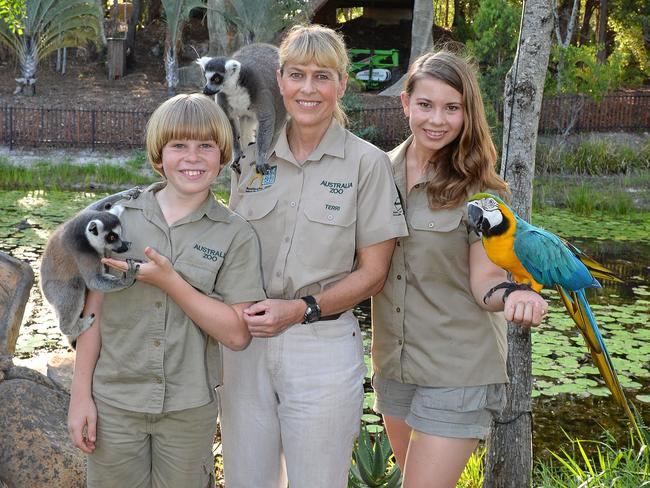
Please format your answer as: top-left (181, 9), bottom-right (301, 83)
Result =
top-left (0, 153), bottom-right (157, 190)
top-left (534, 429), bottom-right (650, 487)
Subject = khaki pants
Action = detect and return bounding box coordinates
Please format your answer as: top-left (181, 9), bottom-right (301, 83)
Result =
top-left (88, 397), bottom-right (218, 488)
top-left (220, 311), bottom-right (366, 488)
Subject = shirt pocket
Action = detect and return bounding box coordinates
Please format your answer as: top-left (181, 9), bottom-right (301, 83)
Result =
top-left (174, 257), bottom-right (220, 296)
top-left (234, 195), bottom-right (278, 222)
top-left (409, 207), bottom-right (464, 233)
top-left (298, 199), bottom-right (357, 271)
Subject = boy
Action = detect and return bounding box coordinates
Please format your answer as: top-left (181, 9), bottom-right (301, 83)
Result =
top-left (67, 94), bottom-right (266, 487)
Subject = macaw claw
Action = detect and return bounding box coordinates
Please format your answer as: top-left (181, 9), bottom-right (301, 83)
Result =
top-left (484, 281), bottom-right (534, 304)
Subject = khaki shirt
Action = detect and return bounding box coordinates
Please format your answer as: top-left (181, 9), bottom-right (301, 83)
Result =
top-left (230, 120), bottom-right (408, 300)
top-left (93, 183), bottom-right (266, 414)
top-left (372, 136), bottom-right (508, 387)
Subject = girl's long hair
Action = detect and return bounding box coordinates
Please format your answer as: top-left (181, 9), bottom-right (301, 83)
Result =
top-left (404, 51), bottom-right (509, 209)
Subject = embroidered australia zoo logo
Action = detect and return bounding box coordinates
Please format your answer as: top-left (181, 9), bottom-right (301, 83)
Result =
top-left (320, 179), bottom-right (353, 194)
top-left (194, 244), bottom-right (225, 262)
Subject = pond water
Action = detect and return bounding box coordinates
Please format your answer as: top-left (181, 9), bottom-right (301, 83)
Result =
top-left (1, 190), bottom-right (648, 458)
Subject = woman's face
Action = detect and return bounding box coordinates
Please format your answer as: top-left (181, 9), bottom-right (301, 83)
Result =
top-left (401, 76), bottom-right (464, 157)
top-left (277, 62), bottom-right (347, 132)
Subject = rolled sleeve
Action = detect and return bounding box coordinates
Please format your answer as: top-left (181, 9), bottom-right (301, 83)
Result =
top-left (356, 151), bottom-right (408, 249)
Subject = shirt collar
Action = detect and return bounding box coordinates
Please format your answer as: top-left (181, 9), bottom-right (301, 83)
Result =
top-left (272, 118), bottom-right (346, 165)
top-left (120, 181), bottom-right (229, 223)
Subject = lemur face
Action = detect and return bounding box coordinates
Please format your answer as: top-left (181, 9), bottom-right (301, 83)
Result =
top-left (85, 214), bottom-right (131, 255)
top-left (196, 57), bottom-right (241, 95)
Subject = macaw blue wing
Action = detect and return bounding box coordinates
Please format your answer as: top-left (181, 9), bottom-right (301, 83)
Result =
top-left (512, 226), bottom-right (595, 290)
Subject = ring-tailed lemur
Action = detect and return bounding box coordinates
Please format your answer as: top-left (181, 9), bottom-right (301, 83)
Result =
top-left (197, 43), bottom-right (287, 175)
top-left (40, 187), bottom-right (142, 346)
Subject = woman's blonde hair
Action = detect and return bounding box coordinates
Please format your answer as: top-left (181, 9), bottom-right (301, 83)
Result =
top-left (278, 24), bottom-right (349, 127)
top-left (146, 93), bottom-right (233, 177)
top-left (404, 51), bottom-right (509, 209)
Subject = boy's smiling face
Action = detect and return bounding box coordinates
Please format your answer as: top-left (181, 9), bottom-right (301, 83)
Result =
top-left (158, 139), bottom-right (222, 197)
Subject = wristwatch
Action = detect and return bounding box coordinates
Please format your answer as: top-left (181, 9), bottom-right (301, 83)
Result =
top-left (300, 295), bottom-right (321, 324)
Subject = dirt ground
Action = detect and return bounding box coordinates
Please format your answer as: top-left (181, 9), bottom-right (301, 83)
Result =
top-left (0, 21), bottom-right (400, 113)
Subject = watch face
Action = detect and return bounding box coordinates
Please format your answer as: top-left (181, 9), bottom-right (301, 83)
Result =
top-left (304, 304), bottom-right (321, 323)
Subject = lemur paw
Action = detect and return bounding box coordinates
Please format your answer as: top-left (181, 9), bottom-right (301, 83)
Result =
top-left (124, 258), bottom-right (141, 284)
top-left (255, 162), bottom-right (271, 175)
top-left (483, 281), bottom-right (534, 304)
top-left (124, 186), bottom-right (143, 200)
top-left (231, 159), bottom-right (242, 174)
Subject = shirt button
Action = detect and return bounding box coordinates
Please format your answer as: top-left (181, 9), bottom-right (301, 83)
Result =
top-left (290, 201), bottom-right (296, 207)
top-left (276, 271), bottom-right (281, 277)
top-left (398, 339), bottom-right (403, 345)
top-left (155, 377), bottom-right (162, 384)
top-left (155, 301), bottom-right (162, 308)
top-left (327, 215), bottom-right (333, 220)
top-left (396, 241), bottom-right (401, 247)
top-left (153, 340), bottom-right (161, 347)
top-left (428, 222), bottom-right (434, 228)
top-left (396, 274), bottom-right (402, 280)
top-left (396, 307), bottom-right (401, 313)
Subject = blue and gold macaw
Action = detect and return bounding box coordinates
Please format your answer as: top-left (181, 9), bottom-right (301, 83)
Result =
top-left (467, 192), bottom-right (637, 428)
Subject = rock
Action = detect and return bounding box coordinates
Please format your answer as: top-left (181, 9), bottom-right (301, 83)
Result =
top-left (47, 351), bottom-right (75, 393)
top-left (0, 356), bottom-right (86, 488)
top-left (0, 252), bottom-right (34, 356)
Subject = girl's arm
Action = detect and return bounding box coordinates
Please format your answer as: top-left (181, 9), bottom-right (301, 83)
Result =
top-left (103, 247), bottom-right (251, 351)
top-left (469, 241), bottom-right (547, 326)
top-left (67, 290), bottom-right (102, 454)
top-left (242, 239), bottom-right (396, 337)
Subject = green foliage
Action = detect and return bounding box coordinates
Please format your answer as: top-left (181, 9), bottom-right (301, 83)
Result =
top-left (0, 159), bottom-right (157, 189)
top-left (547, 44), bottom-right (628, 98)
top-left (609, 0), bottom-right (650, 86)
top-left (219, 0), bottom-right (311, 44)
top-left (536, 138), bottom-right (650, 175)
top-left (466, 0), bottom-right (521, 121)
top-left (457, 448), bottom-right (485, 487)
top-left (534, 429), bottom-right (650, 487)
top-left (0, 0), bottom-right (102, 82)
top-left (348, 424), bottom-right (402, 488)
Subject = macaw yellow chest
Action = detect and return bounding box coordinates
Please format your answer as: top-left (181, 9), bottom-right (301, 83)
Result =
top-left (482, 233), bottom-right (543, 292)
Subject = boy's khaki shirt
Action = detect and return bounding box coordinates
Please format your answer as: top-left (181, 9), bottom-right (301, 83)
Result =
top-left (93, 183), bottom-right (266, 414)
top-left (230, 120), bottom-right (408, 300)
top-left (372, 137), bottom-right (508, 387)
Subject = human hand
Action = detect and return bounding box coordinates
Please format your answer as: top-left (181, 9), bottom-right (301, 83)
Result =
top-left (243, 299), bottom-right (304, 338)
top-left (102, 247), bottom-right (175, 289)
top-left (504, 290), bottom-right (548, 327)
top-left (67, 393), bottom-right (97, 454)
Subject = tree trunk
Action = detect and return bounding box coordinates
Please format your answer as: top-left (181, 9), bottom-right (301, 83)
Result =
top-left (578, 0), bottom-right (596, 45)
top-left (483, 0), bottom-right (553, 485)
top-left (126, 0), bottom-right (142, 65)
top-left (596, 0), bottom-right (608, 62)
top-left (206, 0), bottom-right (229, 55)
top-left (379, 0), bottom-right (433, 96)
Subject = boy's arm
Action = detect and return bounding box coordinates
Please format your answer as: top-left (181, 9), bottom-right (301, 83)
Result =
top-left (68, 290), bottom-right (102, 454)
top-left (103, 247), bottom-right (251, 351)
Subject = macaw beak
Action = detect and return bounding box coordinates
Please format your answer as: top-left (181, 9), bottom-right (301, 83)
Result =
top-left (467, 203), bottom-right (484, 236)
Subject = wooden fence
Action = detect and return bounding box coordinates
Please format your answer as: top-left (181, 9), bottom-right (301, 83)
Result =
top-left (2, 92), bottom-right (649, 152)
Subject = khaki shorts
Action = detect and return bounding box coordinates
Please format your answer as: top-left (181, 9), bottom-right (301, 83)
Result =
top-left (372, 374), bottom-right (506, 440)
top-left (88, 397), bottom-right (218, 488)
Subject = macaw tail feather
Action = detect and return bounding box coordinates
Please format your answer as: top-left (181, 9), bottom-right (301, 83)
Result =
top-left (556, 286), bottom-right (637, 429)
top-left (561, 239), bottom-right (623, 284)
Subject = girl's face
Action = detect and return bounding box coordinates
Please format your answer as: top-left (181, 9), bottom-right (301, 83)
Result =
top-left (401, 76), bottom-right (464, 158)
top-left (158, 139), bottom-right (222, 197)
top-left (277, 62), bottom-right (347, 132)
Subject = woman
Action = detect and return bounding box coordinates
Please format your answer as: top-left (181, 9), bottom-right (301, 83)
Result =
top-left (220, 25), bottom-right (408, 488)
top-left (372, 51), bottom-right (548, 488)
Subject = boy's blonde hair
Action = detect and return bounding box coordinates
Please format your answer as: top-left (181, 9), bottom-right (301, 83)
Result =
top-left (279, 24), bottom-right (349, 127)
top-left (146, 94), bottom-right (233, 176)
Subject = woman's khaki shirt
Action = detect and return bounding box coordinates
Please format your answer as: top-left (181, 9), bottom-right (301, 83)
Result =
top-left (230, 120), bottom-right (408, 300)
top-left (372, 137), bottom-right (508, 387)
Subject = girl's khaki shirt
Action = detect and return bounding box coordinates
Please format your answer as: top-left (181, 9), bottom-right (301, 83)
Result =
top-left (372, 137), bottom-right (508, 387)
